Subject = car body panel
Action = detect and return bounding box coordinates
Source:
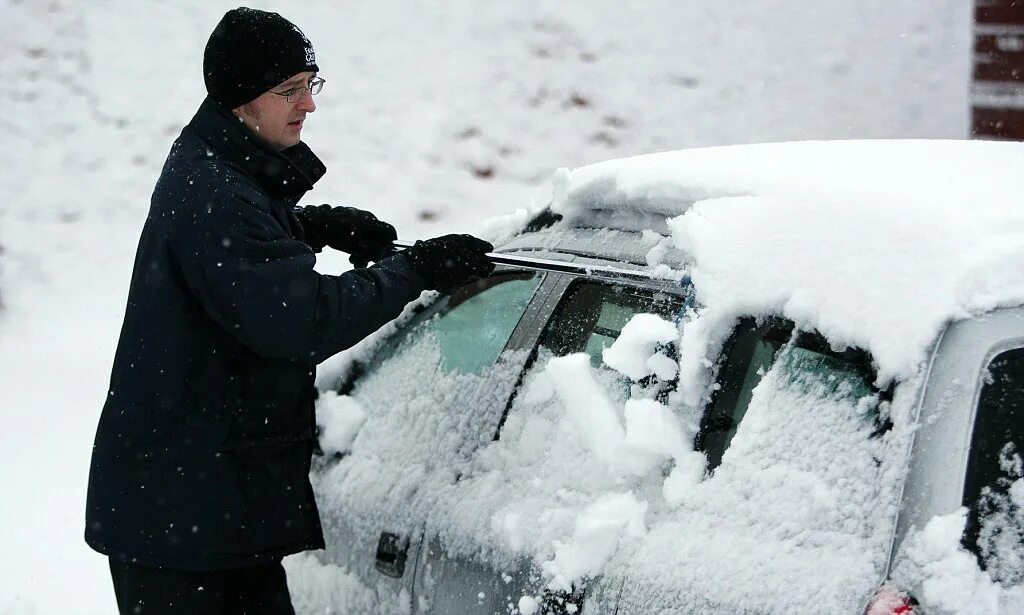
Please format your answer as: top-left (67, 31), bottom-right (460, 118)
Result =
top-left (894, 307), bottom-right (1024, 550)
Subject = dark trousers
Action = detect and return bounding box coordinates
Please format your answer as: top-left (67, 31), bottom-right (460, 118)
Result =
top-left (108, 558), bottom-right (296, 615)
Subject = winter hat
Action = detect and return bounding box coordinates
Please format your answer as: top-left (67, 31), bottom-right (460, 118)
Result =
top-left (204, 7), bottom-right (319, 110)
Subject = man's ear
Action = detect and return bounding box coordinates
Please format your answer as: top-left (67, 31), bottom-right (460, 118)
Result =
top-left (233, 101), bottom-right (261, 121)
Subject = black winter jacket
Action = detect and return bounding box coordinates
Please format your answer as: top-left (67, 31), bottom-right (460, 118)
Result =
top-left (85, 98), bottom-right (426, 570)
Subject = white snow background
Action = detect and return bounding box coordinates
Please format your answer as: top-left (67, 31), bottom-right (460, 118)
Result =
top-left (0, 1), bottom-right (971, 613)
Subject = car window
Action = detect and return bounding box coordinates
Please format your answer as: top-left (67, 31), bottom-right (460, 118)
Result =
top-left (349, 272), bottom-right (543, 382)
top-left (433, 274), bottom-right (542, 374)
top-left (491, 280), bottom-right (685, 438)
top-left (962, 348), bottom-right (1024, 586)
top-left (328, 271), bottom-right (544, 466)
top-left (313, 273), bottom-right (545, 599)
top-left (697, 318), bottom-right (878, 472)
top-left (538, 281), bottom-right (685, 367)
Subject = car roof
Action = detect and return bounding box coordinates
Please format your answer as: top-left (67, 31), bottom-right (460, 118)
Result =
top-left (497, 226), bottom-right (689, 271)
top-left (496, 139), bottom-right (1024, 385)
top-left (548, 139), bottom-right (1024, 229)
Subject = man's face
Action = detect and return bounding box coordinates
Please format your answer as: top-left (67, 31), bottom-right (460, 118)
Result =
top-left (232, 71), bottom-right (318, 151)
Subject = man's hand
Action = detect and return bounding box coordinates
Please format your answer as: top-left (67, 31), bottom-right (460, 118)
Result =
top-left (402, 234), bottom-right (495, 293)
top-left (295, 204), bottom-right (398, 266)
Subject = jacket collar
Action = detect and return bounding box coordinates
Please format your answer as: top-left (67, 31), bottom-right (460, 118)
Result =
top-left (187, 97), bottom-right (326, 200)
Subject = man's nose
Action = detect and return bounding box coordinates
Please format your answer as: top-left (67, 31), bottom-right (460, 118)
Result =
top-left (296, 91), bottom-right (316, 113)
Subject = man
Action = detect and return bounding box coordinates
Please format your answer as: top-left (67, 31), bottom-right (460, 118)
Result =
top-left (84, 7), bottom-right (493, 614)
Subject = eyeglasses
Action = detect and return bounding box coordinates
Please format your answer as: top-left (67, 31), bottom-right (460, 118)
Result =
top-left (270, 76), bottom-right (325, 103)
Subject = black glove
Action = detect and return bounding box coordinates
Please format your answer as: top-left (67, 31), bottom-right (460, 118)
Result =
top-left (402, 234), bottom-right (495, 293)
top-left (295, 204), bottom-right (397, 266)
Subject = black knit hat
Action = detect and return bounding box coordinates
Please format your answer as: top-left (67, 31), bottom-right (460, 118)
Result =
top-left (204, 7), bottom-right (319, 110)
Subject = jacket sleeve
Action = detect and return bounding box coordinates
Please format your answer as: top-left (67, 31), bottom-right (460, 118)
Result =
top-left (172, 193), bottom-right (427, 362)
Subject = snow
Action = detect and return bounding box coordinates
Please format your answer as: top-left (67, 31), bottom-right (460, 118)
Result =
top-left (478, 201), bottom-right (547, 245)
top-left (553, 140), bottom-right (1024, 386)
top-left (284, 552), bottom-right (413, 615)
top-left (541, 491), bottom-right (648, 593)
top-left (316, 393), bottom-right (369, 456)
top-left (317, 292), bottom-right (904, 611)
top-left (315, 324), bottom-right (699, 605)
top-left (612, 344), bottom-right (904, 613)
top-left (602, 313), bottom-right (679, 381)
top-left (620, 399), bottom-right (690, 477)
top-left (887, 445), bottom-right (1024, 614)
top-left (516, 595), bottom-right (539, 615)
top-left (893, 509), bottom-right (1024, 614)
top-left (0, 0), bottom-right (975, 613)
top-left (978, 445), bottom-right (1024, 588)
top-left (522, 346), bottom-right (696, 482)
top-left (531, 353), bottom-right (626, 469)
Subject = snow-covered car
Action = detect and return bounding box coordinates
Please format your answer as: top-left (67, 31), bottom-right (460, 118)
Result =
top-left (299, 140), bottom-right (1024, 615)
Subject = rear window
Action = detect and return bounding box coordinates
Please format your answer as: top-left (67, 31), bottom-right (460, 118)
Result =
top-left (962, 348), bottom-right (1024, 586)
top-left (697, 318), bottom-right (879, 471)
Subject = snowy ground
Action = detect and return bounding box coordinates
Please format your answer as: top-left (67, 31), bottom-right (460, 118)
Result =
top-left (0, 1), bottom-right (970, 613)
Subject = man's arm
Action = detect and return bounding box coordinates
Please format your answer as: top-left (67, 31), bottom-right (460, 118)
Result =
top-left (173, 194), bottom-right (427, 362)
top-left (293, 204), bottom-right (396, 268)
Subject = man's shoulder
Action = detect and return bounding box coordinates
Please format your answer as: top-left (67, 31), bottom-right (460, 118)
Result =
top-left (153, 135), bottom-right (270, 217)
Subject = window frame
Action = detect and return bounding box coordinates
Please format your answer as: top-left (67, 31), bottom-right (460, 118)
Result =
top-left (695, 316), bottom-right (886, 473)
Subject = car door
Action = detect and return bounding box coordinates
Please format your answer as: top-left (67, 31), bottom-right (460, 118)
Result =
top-left (612, 317), bottom-right (893, 614)
top-left (414, 273), bottom-right (688, 615)
top-left (310, 269), bottom-right (550, 613)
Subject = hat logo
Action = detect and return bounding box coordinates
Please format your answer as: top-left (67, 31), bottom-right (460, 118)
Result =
top-left (292, 24), bottom-right (310, 45)
top-left (292, 24), bottom-right (315, 66)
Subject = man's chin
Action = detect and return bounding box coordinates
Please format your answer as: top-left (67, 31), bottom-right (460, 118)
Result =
top-left (275, 137), bottom-right (302, 151)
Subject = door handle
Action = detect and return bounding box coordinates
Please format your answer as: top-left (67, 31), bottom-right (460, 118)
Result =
top-left (375, 532), bottom-right (409, 578)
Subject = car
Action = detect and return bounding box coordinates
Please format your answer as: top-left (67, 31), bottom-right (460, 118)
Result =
top-left (301, 139), bottom-right (1024, 614)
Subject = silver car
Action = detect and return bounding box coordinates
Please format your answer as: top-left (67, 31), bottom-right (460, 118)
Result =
top-left (306, 209), bottom-right (1021, 614)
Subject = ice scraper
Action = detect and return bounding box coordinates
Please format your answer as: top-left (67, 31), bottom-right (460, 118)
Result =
top-left (388, 239), bottom-right (653, 281)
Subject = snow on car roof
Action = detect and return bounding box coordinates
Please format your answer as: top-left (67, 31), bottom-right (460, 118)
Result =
top-left (551, 139), bottom-right (1024, 384)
